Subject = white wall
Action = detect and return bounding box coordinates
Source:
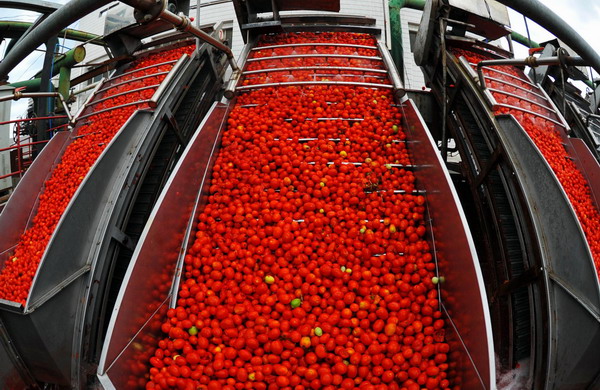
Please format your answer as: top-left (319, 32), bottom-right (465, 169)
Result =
top-left (400, 8), bottom-right (427, 91)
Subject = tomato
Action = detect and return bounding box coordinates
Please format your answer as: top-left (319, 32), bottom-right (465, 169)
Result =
top-left (458, 48), bottom-right (600, 280)
top-left (0, 44), bottom-right (196, 304)
top-left (142, 32), bottom-right (456, 390)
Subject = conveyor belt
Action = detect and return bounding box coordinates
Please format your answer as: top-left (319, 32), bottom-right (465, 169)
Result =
top-left (98, 31), bottom-right (494, 389)
top-left (421, 34), bottom-right (600, 388)
top-left (0, 38), bottom-right (226, 388)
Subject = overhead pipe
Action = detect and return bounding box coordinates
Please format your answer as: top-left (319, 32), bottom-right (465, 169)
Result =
top-left (510, 30), bottom-right (541, 49)
top-left (0, 0), bottom-right (113, 83)
top-left (494, 0), bottom-right (600, 77)
top-left (0, 21), bottom-right (104, 46)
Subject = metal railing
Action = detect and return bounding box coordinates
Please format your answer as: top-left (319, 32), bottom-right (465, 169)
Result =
top-left (0, 116), bottom-right (69, 180)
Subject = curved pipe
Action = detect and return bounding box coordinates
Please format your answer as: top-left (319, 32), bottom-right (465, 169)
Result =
top-left (0, 0), bottom-right (113, 83)
top-left (495, 0), bottom-right (600, 76)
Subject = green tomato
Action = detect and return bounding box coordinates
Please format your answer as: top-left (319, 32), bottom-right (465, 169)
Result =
top-left (291, 298), bottom-right (302, 308)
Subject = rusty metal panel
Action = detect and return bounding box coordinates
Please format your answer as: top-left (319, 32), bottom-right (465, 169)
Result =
top-left (99, 102), bottom-right (229, 377)
top-left (402, 99), bottom-right (495, 389)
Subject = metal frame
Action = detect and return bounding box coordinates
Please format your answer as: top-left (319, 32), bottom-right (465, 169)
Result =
top-left (237, 80), bottom-right (393, 90)
top-left (243, 66), bottom-right (387, 75)
top-left (246, 53), bottom-right (383, 62)
top-left (252, 42), bottom-right (378, 51)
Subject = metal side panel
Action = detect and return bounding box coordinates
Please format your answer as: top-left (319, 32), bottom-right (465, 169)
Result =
top-left (0, 131), bottom-right (70, 272)
top-left (0, 276), bottom-right (84, 385)
top-left (402, 99), bottom-right (495, 389)
top-left (98, 102), bottom-right (229, 380)
top-left (0, 318), bottom-right (32, 389)
top-left (496, 115), bottom-right (600, 389)
top-left (25, 111), bottom-right (154, 312)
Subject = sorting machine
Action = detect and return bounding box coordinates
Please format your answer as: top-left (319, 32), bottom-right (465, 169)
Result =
top-left (0, 0), bottom-right (598, 389)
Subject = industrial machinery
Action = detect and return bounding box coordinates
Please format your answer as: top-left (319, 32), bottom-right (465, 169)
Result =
top-left (0, 0), bottom-right (598, 389)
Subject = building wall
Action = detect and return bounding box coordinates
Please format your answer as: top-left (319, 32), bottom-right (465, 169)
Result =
top-left (400, 8), bottom-right (426, 91)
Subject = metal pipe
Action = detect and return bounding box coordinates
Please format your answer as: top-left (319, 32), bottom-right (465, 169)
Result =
top-left (156, 9), bottom-right (239, 72)
top-left (0, 21), bottom-right (104, 46)
top-left (0, 115), bottom-right (67, 126)
top-left (0, 140), bottom-right (50, 154)
top-left (9, 78), bottom-right (41, 90)
top-left (0, 91), bottom-right (72, 122)
top-left (495, 0), bottom-right (600, 76)
top-left (223, 70), bottom-right (242, 100)
top-left (378, 41), bottom-right (406, 99)
top-left (0, 0), bottom-right (113, 82)
top-left (510, 31), bottom-right (540, 49)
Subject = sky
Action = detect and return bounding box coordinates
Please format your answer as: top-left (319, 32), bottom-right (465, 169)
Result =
top-left (1, 0), bottom-right (600, 121)
top-left (508, 1), bottom-right (600, 72)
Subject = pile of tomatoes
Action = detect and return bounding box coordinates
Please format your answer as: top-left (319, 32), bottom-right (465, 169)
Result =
top-left (457, 49), bottom-right (600, 280)
top-left (144, 33), bottom-right (454, 390)
top-left (0, 44), bottom-right (194, 305)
